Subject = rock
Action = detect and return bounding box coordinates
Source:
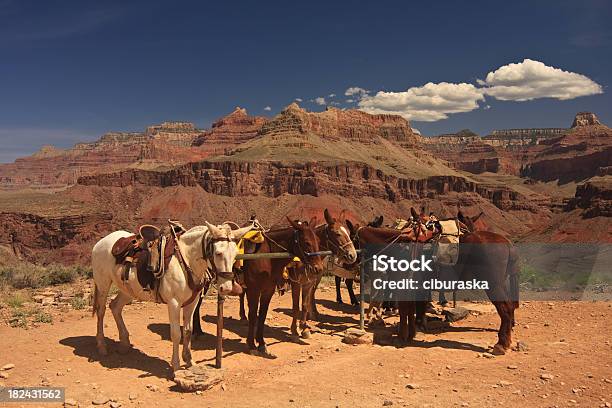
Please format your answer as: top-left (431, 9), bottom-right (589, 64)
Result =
top-left (507, 365), bottom-right (518, 370)
top-left (1, 364), bottom-right (14, 371)
top-left (342, 328), bottom-right (373, 345)
top-left (128, 393), bottom-right (138, 401)
top-left (383, 400), bottom-right (393, 406)
top-left (173, 365), bottom-right (224, 392)
top-left (0, 372), bottom-right (9, 379)
top-left (540, 373), bottom-right (554, 381)
top-left (64, 399), bottom-right (78, 407)
top-left (145, 384), bottom-right (159, 392)
top-left (572, 112), bottom-right (601, 128)
top-left (110, 402), bottom-right (121, 408)
top-left (442, 307), bottom-right (469, 322)
top-left (405, 383), bottom-right (421, 390)
top-left (498, 380), bottom-right (513, 387)
top-left (514, 341), bottom-right (529, 352)
top-left (92, 396), bottom-right (109, 405)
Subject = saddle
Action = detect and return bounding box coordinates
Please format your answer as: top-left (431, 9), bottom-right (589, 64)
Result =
top-left (432, 219), bottom-right (462, 265)
top-left (111, 222), bottom-right (186, 291)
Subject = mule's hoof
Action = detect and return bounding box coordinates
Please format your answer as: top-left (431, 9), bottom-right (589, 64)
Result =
top-left (301, 330), bottom-right (311, 339)
top-left (256, 345), bottom-right (277, 359)
top-left (492, 344), bottom-right (507, 355)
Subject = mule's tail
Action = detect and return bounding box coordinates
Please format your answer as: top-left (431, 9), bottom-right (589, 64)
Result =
top-left (91, 283), bottom-right (99, 317)
top-left (507, 245), bottom-right (520, 309)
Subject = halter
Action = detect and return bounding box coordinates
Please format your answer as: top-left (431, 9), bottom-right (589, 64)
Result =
top-left (202, 227), bottom-right (240, 281)
top-left (323, 223), bottom-right (354, 261)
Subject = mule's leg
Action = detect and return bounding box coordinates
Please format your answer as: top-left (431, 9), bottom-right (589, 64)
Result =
top-left (246, 287), bottom-right (259, 352)
top-left (255, 285), bottom-right (276, 358)
top-left (491, 300), bottom-right (513, 355)
top-left (346, 278), bottom-right (358, 307)
top-left (335, 276), bottom-right (343, 304)
top-left (300, 282), bottom-right (313, 339)
top-left (181, 296), bottom-right (199, 367)
top-left (290, 281), bottom-right (301, 339)
top-left (407, 302), bottom-right (416, 341)
top-left (239, 292), bottom-right (247, 321)
top-left (167, 300), bottom-right (182, 372)
top-left (397, 301), bottom-right (409, 342)
top-left (109, 291), bottom-right (133, 354)
top-left (93, 281), bottom-right (111, 356)
top-left (192, 296), bottom-right (204, 337)
top-left (308, 273), bottom-right (322, 321)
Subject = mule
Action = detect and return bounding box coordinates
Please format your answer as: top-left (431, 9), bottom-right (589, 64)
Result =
top-left (401, 208), bottom-right (520, 354)
top-left (91, 222), bottom-right (252, 373)
top-left (242, 217), bottom-right (325, 358)
top-left (288, 209), bottom-right (357, 339)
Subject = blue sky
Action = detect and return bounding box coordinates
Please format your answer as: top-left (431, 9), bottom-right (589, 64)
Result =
top-left (0, 0), bottom-right (610, 162)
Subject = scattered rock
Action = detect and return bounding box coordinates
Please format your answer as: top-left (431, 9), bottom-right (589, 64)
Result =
top-left (1, 363), bottom-right (15, 371)
top-left (442, 306), bottom-right (470, 322)
top-left (540, 373), bottom-right (554, 381)
top-left (514, 341), bottom-right (529, 352)
top-left (507, 365), bottom-right (518, 370)
top-left (173, 365), bottom-right (224, 392)
top-left (110, 402), bottom-right (122, 408)
top-left (383, 400), bottom-right (393, 406)
top-left (498, 380), bottom-right (513, 387)
top-left (405, 383), bottom-right (421, 390)
top-left (64, 398), bottom-right (78, 407)
top-left (128, 393), bottom-right (138, 401)
top-left (0, 372), bottom-right (8, 379)
top-left (92, 396), bottom-right (110, 405)
top-left (342, 328), bottom-right (373, 345)
top-left (297, 358), bottom-right (307, 363)
top-left (145, 384), bottom-right (159, 392)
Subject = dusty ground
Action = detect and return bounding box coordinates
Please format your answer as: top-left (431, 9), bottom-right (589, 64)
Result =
top-left (0, 284), bottom-right (611, 408)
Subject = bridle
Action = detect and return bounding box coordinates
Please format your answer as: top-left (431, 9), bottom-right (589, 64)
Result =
top-left (202, 227), bottom-right (241, 282)
top-left (323, 223), bottom-right (354, 262)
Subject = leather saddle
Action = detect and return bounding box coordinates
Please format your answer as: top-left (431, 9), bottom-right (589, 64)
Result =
top-left (111, 222), bottom-right (185, 290)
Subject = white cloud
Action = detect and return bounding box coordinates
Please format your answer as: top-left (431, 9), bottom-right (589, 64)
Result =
top-left (314, 97), bottom-right (326, 106)
top-left (295, 98), bottom-right (303, 102)
top-left (479, 59), bottom-right (602, 101)
top-left (328, 93), bottom-right (336, 98)
top-left (263, 106), bottom-right (271, 111)
top-left (358, 82), bottom-right (484, 122)
top-left (345, 87), bottom-right (369, 98)
top-left (346, 99), bottom-right (355, 103)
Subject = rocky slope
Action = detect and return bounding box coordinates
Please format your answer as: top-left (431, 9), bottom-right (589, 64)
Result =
top-left (192, 107), bottom-right (268, 155)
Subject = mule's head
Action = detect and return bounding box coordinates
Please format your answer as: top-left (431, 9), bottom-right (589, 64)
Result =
top-left (286, 216), bottom-right (325, 274)
top-left (324, 209), bottom-right (357, 264)
top-left (204, 221), bottom-right (252, 295)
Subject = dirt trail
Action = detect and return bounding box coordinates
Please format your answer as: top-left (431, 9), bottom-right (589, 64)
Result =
top-left (0, 286), bottom-right (611, 408)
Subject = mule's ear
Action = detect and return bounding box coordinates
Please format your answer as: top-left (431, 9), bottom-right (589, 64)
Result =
top-left (233, 224), bottom-right (253, 240)
top-left (457, 211), bottom-right (466, 223)
top-left (309, 216), bottom-right (319, 228)
top-left (324, 208), bottom-right (335, 225)
top-left (345, 219), bottom-right (355, 235)
top-left (287, 216), bottom-right (302, 230)
top-left (376, 215), bottom-right (384, 227)
top-left (338, 209), bottom-right (347, 224)
top-left (205, 221), bottom-right (224, 238)
top-left (410, 207), bottom-right (419, 220)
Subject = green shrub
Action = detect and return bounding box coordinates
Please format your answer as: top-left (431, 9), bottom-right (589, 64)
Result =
top-left (32, 310), bottom-right (53, 324)
top-left (70, 296), bottom-right (87, 310)
top-left (0, 263), bottom-right (93, 289)
top-left (6, 293), bottom-right (27, 308)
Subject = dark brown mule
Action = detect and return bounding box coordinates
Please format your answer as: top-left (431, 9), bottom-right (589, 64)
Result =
top-left (242, 217), bottom-right (325, 358)
top-left (344, 218), bottom-right (433, 330)
top-left (407, 209), bottom-right (520, 354)
top-left (288, 209), bottom-right (357, 339)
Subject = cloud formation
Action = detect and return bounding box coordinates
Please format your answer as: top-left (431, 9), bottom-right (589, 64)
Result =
top-left (478, 59), bottom-right (603, 101)
top-left (263, 106), bottom-right (271, 111)
top-left (345, 87), bottom-right (369, 98)
top-left (314, 97), bottom-right (326, 106)
top-left (353, 59), bottom-right (602, 122)
top-left (358, 82), bottom-right (485, 121)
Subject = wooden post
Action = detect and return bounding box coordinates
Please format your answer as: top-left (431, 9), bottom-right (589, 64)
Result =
top-left (359, 262), bottom-right (365, 331)
top-left (215, 292), bottom-right (224, 369)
